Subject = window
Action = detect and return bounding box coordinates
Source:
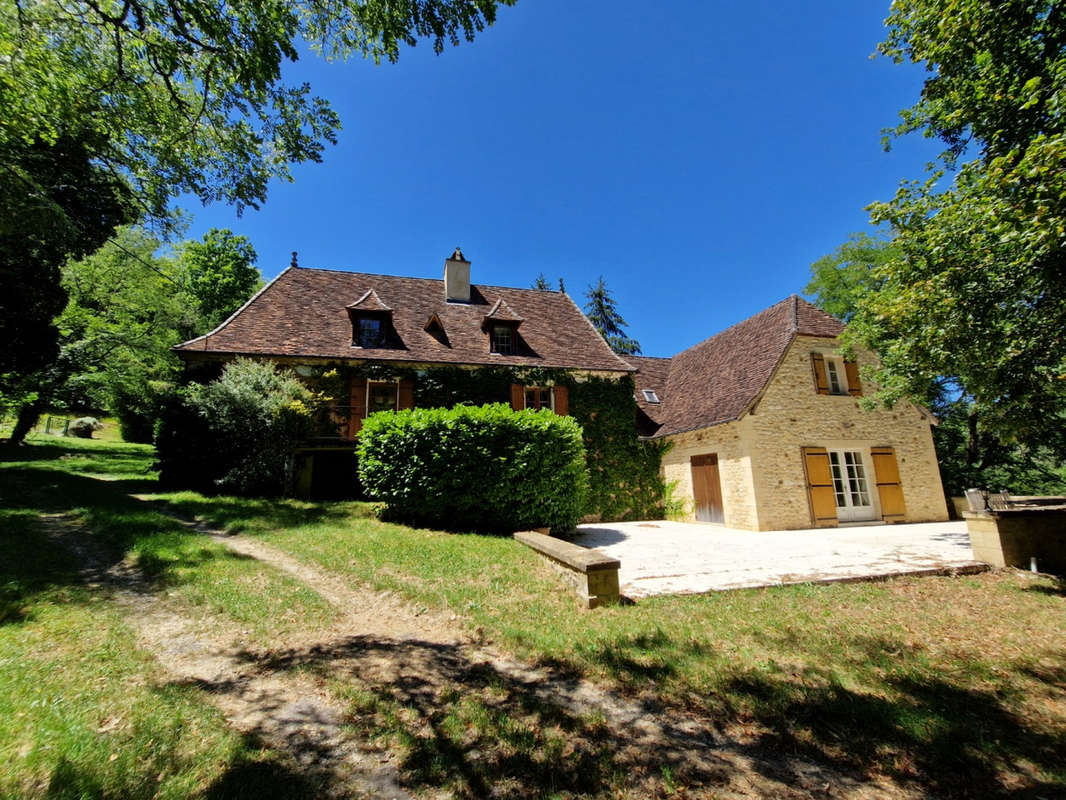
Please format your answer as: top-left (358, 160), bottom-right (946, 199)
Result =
top-left (642, 389), bottom-right (660, 404)
top-left (356, 317), bottom-right (384, 348)
top-left (524, 386), bottom-right (554, 412)
top-left (825, 357), bottom-right (848, 395)
top-left (490, 324), bottom-right (514, 355)
top-left (368, 381), bottom-right (398, 414)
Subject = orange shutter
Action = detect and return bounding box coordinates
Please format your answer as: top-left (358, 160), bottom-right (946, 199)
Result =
top-left (810, 353), bottom-right (829, 395)
top-left (552, 385), bottom-right (569, 416)
top-left (844, 360), bottom-right (863, 397)
top-left (397, 378), bottom-right (414, 410)
top-left (802, 447), bottom-right (838, 526)
top-left (349, 376), bottom-right (367, 437)
top-left (871, 447), bottom-right (906, 523)
top-left (510, 383), bottom-right (524, 411)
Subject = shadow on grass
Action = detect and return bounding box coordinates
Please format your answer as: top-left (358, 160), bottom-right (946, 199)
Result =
top-left (711, 633), bottom-right (1066, 798)
top-left (0, 466), bottom-right (255, 615)
top-left (1024, 576), bottom-right (1066, 597)
top-left (227, 635), bottom-right (733, 799)
top-left (140, 492), bottom-right (366, 535)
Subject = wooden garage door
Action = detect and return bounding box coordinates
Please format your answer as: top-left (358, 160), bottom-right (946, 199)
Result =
top-left (691, 454), bottom-right (724, 524)
top-left (802, 447), bottom-right (838, 527)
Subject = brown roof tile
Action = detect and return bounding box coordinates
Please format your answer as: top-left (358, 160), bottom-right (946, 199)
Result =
top-left (176, 266), bottom-right (634, 373)
top-left (632, 296), bottom-right (844, 438)
top-left (623, 355), bottom-right (672, 436)
top-left (345, 288), bottom-right (391, 312)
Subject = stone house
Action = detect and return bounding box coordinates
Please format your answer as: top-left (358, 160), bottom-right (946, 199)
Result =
top-left (175, 249), bottom-right (651, 505)
top-left (175, 250), bottom-right (949, 528)
top-left (628, 296), bottom-right (949, 530)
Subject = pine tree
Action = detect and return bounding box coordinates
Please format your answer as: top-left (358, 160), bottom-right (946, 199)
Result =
top-left (532, 273), bottom-right (552, 291)
top-left (583, 276), bottom-right (641, 355)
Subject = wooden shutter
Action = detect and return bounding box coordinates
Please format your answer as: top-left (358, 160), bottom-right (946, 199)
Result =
top-left (510, 383), bottom-right (524, 411)
top-left (871, 446), bottom-right (906, 523)
top-left (802, 447), bottom-right (838, 526)
top-left (552, 385), bottom-right (569, 416)
top-left (397, 378), bottom-right (414, 410)
top-left (844, 360), bottom-right (862, 397)
top-left (349, 376), bottom-right (367, 437)
top-left (810, 353), bottom-right (829, 395)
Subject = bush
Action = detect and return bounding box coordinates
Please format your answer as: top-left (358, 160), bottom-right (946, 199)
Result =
top-left (67, 417), bottom-right (102, 438)
top-left (155, 359), bottom-right (316, 495)
top-left (356, 403), bottom-right (589, 534)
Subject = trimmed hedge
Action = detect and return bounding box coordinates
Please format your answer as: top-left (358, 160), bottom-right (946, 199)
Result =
top-left (356, 403), bottom-right (589, 533)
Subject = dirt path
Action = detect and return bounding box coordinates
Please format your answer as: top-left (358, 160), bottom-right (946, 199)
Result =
top-left (130, 503), bottom-right (917, 800)
top-left (45, 498), bottom-right (919, 799)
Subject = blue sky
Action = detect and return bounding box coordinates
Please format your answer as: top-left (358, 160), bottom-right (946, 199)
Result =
top-left (182, 0), bottom-right (940, 358)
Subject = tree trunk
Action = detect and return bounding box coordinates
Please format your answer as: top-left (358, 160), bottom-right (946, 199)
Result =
top-left (8, 399), bottom-right (46, 445)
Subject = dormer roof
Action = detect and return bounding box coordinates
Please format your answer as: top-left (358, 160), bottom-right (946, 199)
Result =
top-left (345, 288), bottom-right (392, 313)
top-left (482, 297), bottom-right (524, 326)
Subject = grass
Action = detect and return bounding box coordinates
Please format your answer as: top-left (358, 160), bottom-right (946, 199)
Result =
top-left (0, 436), bottom-right (338, 797)
top-left (4, 436), bottom-right (1065, 797)
top-left (151, 480), bottom-right (1066, 798)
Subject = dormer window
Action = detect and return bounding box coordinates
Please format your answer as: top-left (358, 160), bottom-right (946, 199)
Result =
top-left (490, 324), bottom-right (514, 355)
top-left (356, 317), bottom-right (384, 348)
top-left (642, 389), bottom-right (660, 404)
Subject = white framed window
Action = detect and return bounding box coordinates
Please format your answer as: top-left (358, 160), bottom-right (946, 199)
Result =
top-left (642, 389), bottom-right (660, 404)
top-left (825, 357), bottom-right (848, 396)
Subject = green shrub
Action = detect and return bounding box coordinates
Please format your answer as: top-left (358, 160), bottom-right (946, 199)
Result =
top-left (155, 358), bottom-right (316, 495)
top-left (356, 403), bottom-right (589, 533)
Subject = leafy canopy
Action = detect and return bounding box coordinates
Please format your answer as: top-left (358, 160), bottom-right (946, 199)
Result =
top-left (1, 0), bottom-right (516, 222)
top-left (827, 0), bottom-right (1066, 453)
top-left (179, 229), bottom-right (262, 333)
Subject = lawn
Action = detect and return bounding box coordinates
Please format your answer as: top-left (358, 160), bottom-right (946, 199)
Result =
top-left (2, 435), bottom-right (1064, 798)
top-left (0, 435), bottom-right (336, 798)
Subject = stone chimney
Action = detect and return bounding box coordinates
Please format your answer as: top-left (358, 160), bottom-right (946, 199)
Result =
top-left (444, 247), bottom-right (470, 303)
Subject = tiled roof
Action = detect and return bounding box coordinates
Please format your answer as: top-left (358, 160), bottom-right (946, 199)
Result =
top-left (632, 295), bottom-right (844, 438)
top-left (175, 266), bottom-right (634, 373)
top-left (623, 355), bottom-right (672, 436)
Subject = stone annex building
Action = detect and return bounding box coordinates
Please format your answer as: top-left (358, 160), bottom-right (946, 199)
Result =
top-left (175, 249), bottom-right (950, 531)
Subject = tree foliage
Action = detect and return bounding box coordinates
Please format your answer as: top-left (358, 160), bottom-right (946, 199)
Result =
top-left (179, 229), bottom-right (261, 333)
top-left (830, 0), bottom-right (1066, 455)
top-left (2, 0), bottom-right (515, 221)
top-left (0, 133), bottom-right (134, 384)
top-left (156, 359), bottom-right (318, 495)
top-left (4, 226), bottom-right (263, 444)
top-left (583, 276), bottom-right (641, 356)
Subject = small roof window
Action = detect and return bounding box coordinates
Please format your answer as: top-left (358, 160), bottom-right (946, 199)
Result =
top-left (642, 389), bottom-right (660, 404)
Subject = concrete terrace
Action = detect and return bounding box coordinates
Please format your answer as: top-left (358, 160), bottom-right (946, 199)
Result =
top-left (571, 520), bottom-right (985, 599)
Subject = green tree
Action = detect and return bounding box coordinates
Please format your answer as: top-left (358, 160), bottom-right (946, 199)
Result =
top-left (808, 233), bottom-right (1066, 495)
top-left (532, 273), bottom-right (553, 291)
top-left (0, 133), bottom-right (134, 385)
top-left (836, 0), bottom-right (1066, 456)
top-left (583, 277), bottom-right (641, 355)
top-left (180, 229), bottom-right (262, 333)
top-left (1, 0), bottom-right (515, 384)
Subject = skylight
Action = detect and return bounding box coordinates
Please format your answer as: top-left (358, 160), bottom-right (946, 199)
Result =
top-left (642, 389), bottom-right (660, 404)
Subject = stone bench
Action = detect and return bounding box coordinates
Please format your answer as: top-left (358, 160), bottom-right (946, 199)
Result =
top-left (514, 531), bottom-right (621, 608)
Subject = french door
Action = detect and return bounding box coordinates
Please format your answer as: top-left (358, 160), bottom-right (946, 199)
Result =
top-left (827, 450), bottom-right (876, 522)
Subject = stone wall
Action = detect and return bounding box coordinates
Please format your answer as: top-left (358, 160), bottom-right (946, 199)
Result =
top-left (660, 336), bottom-right (950, 531)
top-left (660, 416), bottom-right (760, 529)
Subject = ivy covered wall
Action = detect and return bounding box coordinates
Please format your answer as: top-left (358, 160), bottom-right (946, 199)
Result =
top-left (303, 362), bottom-right (668, 521)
